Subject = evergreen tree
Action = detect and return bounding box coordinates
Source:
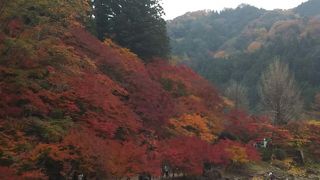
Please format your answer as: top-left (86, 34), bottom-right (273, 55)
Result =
top-left (93, 0), bottom-right (113, 40)
top-left (93, 0), bottom-right (170, 60)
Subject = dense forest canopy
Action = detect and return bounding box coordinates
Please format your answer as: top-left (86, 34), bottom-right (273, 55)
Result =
top-left (167, 0), bottom-right (320, 111)
top-left (92, 0), bottom-right (170, 60)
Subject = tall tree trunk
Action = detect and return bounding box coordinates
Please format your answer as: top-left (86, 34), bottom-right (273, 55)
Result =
top-left (299, 149), bottom-right (305, 165)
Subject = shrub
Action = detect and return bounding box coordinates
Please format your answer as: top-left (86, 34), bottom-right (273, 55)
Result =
top-left (261, 148), bottom-right (273, 161)
top-left (274, 148), bottom-right (287, 160)
top-left (49, 108), bottom-right (64, 119)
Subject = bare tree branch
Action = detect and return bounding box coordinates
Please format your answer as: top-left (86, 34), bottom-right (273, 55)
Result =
top-left (225, 80), bottom-right (249, 110)
top-left (259, 59), bottom-right (303, 125)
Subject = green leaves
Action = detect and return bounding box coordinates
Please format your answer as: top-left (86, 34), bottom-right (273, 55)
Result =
top-left (93, 0), bottom-right (170, 60)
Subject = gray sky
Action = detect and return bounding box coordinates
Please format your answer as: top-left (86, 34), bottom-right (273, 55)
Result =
top-left (162, 0), bottom-right (308, 20)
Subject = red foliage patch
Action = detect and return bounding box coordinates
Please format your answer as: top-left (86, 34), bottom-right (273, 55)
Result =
top-left (125, 73), bottom-right (174, 128)
top-left (160, 136), bottom-right (210, 175)
top-left (0, 166), bottom-right (20, 180)
top-left (159, 137), bottom-right (260, 176)
top-left (69, 28), bottom-right (175, 129)
top-left (63, 129), bottom-right (152, 178)
top-left (225, 110), bottom-right (271, 142)
top-left (69, 73), bottom-right (143, 134)
top-left (147, 60), bottom-right (223, 110)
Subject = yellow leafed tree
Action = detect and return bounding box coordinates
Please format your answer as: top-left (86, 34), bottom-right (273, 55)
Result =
top-left (169, 114), bottom-right (216, 142)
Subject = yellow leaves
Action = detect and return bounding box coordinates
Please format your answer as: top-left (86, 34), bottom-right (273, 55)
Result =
top-left (288, 166), bottom-right (306, 177)
top-left (169, 55), bottom-right (184, 65)
top-left (226, 145), bottom-right (249, 164)
top-left (307, 120), bottom-right (320, 126)
top-left (283, 158), bottom-right (306, 176)
top-left (2, 0), bottom-right (90, 29)
top-left (41, 0), bottom-right (91, 26)
top-left (251, 177), bottom-right (263, 180)
top-left (169, 114), bottom-right (216, 142)
top-left (103, 38), bottom-right (137, 58)
top-left (282, 158), bottom-right (294, 168)
top-left (292, 138), bottom-right (310, 148)
top-left (46, 43), bottom-right (97, 74)
top-left (103, 38), bottom-right (114, 47)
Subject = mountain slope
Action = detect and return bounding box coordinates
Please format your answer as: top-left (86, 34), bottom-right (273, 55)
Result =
top-left (294, 0), bottom-right (320, 17)
top-left (167, 0), bottom-right (320, 109)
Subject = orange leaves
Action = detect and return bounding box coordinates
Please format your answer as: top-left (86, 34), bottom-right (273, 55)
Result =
top-left (247, 41), bottom-right (262, 53)
top-left (30, 144), bottom-right (75, 162)
top-left (208, 140), bottom-right (260, 166)
top-left (103, 141), bottom-right (147, 178)
top-left (147, 60), bottom-right (224, 133)
top-left (169, 114), bottom-right (216, 142)
top-left (226, 144), bottom-right (249, 164)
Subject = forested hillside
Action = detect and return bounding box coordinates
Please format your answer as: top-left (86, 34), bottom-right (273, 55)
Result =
top-left (0, 0), bottom-right (258, 179)
top-left (168, 0), bottom-right (320, 111)
top-left (2, 0), bottom-right (320, 179)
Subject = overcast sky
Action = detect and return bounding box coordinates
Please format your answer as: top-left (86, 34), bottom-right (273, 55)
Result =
top-left (161, 0), bottom-right (308, 20)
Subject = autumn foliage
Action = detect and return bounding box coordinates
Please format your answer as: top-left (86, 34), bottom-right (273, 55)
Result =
top-left (2, 1), bottom-right (320, 179)
top-left (159, 136), bottom-right (260, 176)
